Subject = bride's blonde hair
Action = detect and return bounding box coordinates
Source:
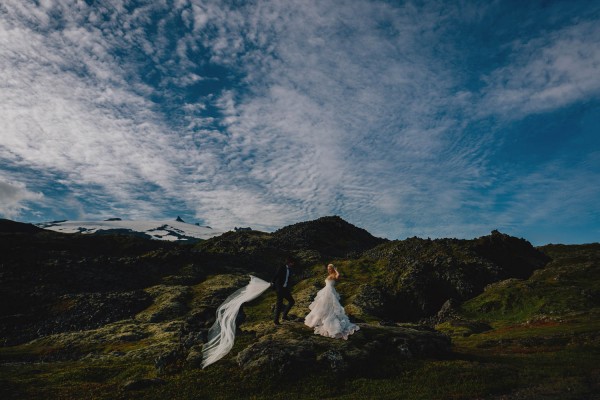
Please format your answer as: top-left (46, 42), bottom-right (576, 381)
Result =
top-left (327, 264), bottom-right (335, 273)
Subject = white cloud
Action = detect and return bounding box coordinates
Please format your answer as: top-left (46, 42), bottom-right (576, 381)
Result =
top-left (0, 179), bottom-right (43, 218)
top-left (180, 0), bottom-right (489, 234)
top-left (481, 19), bottom-right (600, 117)
top-left (491, 152), bottom-right (600, 230)
top-left (0, 0), bottom-right (191, 218)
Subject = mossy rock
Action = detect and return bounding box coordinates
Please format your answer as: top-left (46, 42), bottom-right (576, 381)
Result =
top-left (234, 322), bottom-right (451, 377)
top-left (1, 320), bottom-right (171, 362)
top-left (347, 284), bottom-right (388, 321)
top-left (136, 285), bottom-right (191, 323)
top-left (435, 319), bottom-right (492, 337)
top-left (189, 274), bottom-right (250, 310)
top-left (358, 233), bottom-right (550, 321)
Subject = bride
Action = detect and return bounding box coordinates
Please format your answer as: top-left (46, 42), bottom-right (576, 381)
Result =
top-left (304, 264), bottom-right (359, 340)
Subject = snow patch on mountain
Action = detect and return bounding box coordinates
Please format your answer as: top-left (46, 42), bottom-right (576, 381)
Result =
top-left (36, 219), bottom-right (223, 242)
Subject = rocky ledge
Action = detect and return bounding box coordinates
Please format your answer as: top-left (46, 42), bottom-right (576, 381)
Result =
top-left (234, 321), bottom-right (450, 377)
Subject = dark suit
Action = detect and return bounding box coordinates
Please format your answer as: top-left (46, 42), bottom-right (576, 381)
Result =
top-left (271, 264), bottom-right (295, 322)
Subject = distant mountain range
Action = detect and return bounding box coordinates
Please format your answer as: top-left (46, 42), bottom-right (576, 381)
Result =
top-left (35, 217), bottom-right (222, 242)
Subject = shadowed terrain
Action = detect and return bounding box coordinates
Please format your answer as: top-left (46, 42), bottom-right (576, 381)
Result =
top-left (0, 217), bottom-right (598, 399)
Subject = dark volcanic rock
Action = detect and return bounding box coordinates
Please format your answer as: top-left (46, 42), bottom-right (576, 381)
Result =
top-left (195, 216), bottom-right (386, 274)
top-left (237, 335), bottom-right (317, 376)
top-left (236, 324), bottom-right (450, 377)
top-left (51, 291), bottom-right (153, 330)
top-left (272, 216), bottom-right (387, 260)
top-left (195, 230), bottom-right (286, 274)
top-left (360, 232), bottom-right (550, 321)
top-left (0, 224), bottom-right (198, 345)
top-left (473, 230), bottom-right (551, 279)
top-left (433, 298), bottom-right (462, 324)
top-left (0, 219), bottom-right (44, 234)
top-left (0, 290), bottom-right (152, 345)
top-left (351, 284), bottom-right (389, 318)
top-left (317, 349), bottom-right (348, 373)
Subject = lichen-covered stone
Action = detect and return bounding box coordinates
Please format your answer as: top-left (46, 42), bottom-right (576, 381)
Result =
top-left (136, 285), bottom-right (191, 323)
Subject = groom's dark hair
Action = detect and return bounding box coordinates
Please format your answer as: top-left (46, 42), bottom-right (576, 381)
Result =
top-left (285, 257), bottom-right (295, 265)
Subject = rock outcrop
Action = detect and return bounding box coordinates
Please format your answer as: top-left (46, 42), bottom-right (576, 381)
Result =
top-left (272, 216), bottom-right (387, 260)
top-left (236, 323), bottom-right (450, 377)
top-left (358, 232), bottom-right (550, 321)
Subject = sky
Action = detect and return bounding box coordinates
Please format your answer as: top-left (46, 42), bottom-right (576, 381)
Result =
top-left (0, 0), bottom-right (599, 245)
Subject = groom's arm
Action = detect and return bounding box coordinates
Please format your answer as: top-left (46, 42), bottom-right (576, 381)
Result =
top-left (271, 265), bottom-right (284, 285)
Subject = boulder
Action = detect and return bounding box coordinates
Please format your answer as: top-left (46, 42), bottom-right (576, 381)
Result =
top-left (348, 284), bottom-right (388, 319)
top-left (235, 324), bottom-right (450, 377)
top-left (360, 232), bottom-right (550, 321)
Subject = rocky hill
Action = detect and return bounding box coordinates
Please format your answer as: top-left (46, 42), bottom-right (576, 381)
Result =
top-left (0, 217), bottom-right (598, 399)
top-left (0, 221), bottom-right (189, 345)
top-left (354, 230), bottom-right (550, 321)
top-left (271, 216), bottom-right (388, 259)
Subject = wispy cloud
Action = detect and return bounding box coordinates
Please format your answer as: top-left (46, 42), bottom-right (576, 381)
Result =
top-left (185, 0), bottom-right (487, 235)
top-left (0, 0), bottom-right (187, 216)
top-left (480, 19), bottom-right (600, 117)
top-left (0, 177), bottom-right (43, 218)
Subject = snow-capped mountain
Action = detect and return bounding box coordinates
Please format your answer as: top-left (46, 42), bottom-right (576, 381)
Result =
top-left (36, 217), bottom-right (223, 242)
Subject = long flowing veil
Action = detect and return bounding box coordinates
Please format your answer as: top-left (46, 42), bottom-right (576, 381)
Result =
top-left (201, 275), bottom-right (271, 368)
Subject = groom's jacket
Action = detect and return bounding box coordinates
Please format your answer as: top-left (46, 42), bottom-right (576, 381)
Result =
top-left (271, 265), bottom-right (292, 290)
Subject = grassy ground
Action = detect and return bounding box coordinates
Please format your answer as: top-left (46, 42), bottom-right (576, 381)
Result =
top-left (1, 244), bottom-right (599, 399)
top-left (2, 328), bottom-right (598, 400)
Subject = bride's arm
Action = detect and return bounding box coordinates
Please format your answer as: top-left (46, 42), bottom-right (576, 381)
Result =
top-left (334, 267), bottom-right (340, 279)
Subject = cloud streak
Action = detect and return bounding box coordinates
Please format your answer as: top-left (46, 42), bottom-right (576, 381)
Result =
top-left (188, 0), bottom-right (482, 235)
top-left (480, 19), bottom-right (600, 117)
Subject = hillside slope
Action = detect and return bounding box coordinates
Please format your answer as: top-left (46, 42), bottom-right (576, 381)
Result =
top-left (1, 218), bottom-right (597, 399)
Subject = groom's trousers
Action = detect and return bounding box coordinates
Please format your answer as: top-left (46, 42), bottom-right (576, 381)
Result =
top-left (274, 287), bottom-right (295, 321)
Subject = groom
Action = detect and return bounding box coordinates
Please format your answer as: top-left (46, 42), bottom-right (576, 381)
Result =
top-left (271, 257), bottom-right (296, 325)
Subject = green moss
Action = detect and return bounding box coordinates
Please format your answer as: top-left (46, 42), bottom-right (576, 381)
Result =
top-left (2, 336), bottom-right (599, 400)
top-left (2, 242), bottom-right (598, 399)
top-left (135, 285), bottom-right (191, 323)
top-left (444, 243), bottom-right (598, 330)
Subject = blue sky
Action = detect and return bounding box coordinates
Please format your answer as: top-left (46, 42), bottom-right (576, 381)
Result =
top-left (0, 0), bottom-right (599, 245)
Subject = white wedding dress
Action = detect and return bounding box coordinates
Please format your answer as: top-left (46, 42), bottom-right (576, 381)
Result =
top-left (201, 275), bottom-right (270, 368)
top-left (304, 279), bottom-right (359, 340)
